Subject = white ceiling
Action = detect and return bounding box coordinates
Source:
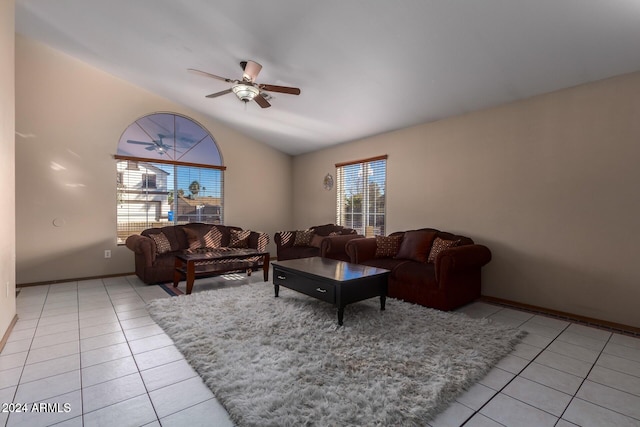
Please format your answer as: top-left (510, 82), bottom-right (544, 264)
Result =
top-left (15, 0), bottom-right (640, 155)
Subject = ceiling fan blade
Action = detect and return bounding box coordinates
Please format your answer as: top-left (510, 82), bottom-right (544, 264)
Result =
top-left (258, 84), bottom-right (301, 95)
top-left (205, 88), bottom-right (233, 98)
top-left (242, 60), bottom-right (262, 82)
top-left (254, 93), bottom-right (271, 108)
top-left (127, 140), bottom-right (154, 146)
top-left (188, 68), bottom-right (234, 83)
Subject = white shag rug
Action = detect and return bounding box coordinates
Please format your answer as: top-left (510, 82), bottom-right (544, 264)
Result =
top-left (147, 283), bottom-right (525, 426)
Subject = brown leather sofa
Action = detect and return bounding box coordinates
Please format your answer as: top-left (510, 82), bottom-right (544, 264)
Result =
top-left (274, 224), bottom-right (363, 261)
top-left (345, 228), bottom-right (491, 310)
top-left (125, 223), bottom-right (269, 284)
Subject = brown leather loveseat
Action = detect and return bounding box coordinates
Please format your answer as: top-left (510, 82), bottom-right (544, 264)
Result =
top-left (345, 228), bottom-right (491, 310)
top-left (126, 223), bottom-right (269, 284)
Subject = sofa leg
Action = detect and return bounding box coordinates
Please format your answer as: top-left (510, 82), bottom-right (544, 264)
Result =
top-left (247, 269), bottom-right (252, 276)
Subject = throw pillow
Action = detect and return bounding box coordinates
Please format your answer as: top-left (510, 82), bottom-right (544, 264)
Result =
top-left (149, 232), bottom-right (172, 255)
top-left (183, 228), bottom-right (203, 250)
top-left (203, 226), bottom-right (223, 248)
top-left (394, 230), bottom-right (436, 263)
top-left (229, 229), bottom-right (251, 248)
top-left (427, 237), bottom-right (460, 263)
top-left (293, 230), bottom-right (315, 246)
top-left (375, 235), bottom-right (403, 258)
top-left (309, 234), bottom-right (324, 248)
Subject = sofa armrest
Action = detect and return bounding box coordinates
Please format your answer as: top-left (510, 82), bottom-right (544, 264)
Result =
top-left (435, 244), bottom-right (492, 284)
top-left (320, 234), bottom-right (364, 259)
top-left (125, 234), bottom-right (156, 266)
top-left (345, 237), bottom-right (378, 264)
top-left (274, 231), bottom-right (295, 251)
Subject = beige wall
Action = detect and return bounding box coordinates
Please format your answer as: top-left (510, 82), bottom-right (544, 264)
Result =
top-left (0, 0), bottom-right (16, 339)
top-left (293, 72), bottom-right (640, 328)
top-left (15, 35), bottom-right (292, 284)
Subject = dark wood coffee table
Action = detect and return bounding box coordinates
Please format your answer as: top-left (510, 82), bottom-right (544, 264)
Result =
top-left (174, 249), bottom-right (270, 295)
top-left (271, 257), bottom-right (390, 325)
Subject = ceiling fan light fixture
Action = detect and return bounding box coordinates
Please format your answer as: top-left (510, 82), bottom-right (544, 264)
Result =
top-left (232, 83), bottom-right (260, 102)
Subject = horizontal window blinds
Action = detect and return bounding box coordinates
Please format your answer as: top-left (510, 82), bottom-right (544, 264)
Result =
top-left (336, 155), bottom-right (387, 237)
top-left (116, 159), bottom-right (224, 244)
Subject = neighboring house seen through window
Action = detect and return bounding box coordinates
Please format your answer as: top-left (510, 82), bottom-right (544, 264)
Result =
top-left (336, 155), bottom-right (387, 236)
top-left (115, 113), bottom-right (225, 244)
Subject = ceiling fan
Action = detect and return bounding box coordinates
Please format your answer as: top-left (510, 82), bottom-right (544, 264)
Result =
top-left (127, 134), bottom-right (173, 155)
top-left (188, 60), bottom-right (301, 108)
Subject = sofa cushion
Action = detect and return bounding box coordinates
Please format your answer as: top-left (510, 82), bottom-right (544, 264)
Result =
top-left (229, 229), bottom-right (251, 248)
top-left (375, 235), bottom-right (403, 258)
top-left (184, 228), bottom-right (201, 250)
top-left (360, 257), bottom-right (409, 272)
top-left (309, 234), bottom-right (324, 248)
top-left (204, 227), bottom-right (223, 248)
top-left (293, 230), bottom-right (314, 246)
top-left (149, 232), bottom-right (172, 255)
top-left (427, 237), bottom-right (460, 263)
top-left (392, 261), bottom-right (438, 289)
top-left (394, 230), bottom-right (436, 263)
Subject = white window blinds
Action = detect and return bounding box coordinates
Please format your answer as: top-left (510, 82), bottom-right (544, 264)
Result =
top-left (336, 155), bottom-right (387, 236)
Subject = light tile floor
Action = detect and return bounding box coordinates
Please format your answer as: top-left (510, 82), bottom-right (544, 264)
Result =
top-left (1, 271), bottom-right (639, 427)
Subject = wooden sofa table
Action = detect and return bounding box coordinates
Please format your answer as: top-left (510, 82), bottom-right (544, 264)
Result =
top-left (174, 249), bottom-right (270, 294)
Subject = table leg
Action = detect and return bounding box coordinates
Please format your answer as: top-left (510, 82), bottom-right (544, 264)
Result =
top-left (274, 284), bottom-right (280, 297)
top-left (186, 260), bottom-right (195, 295)
top-left (380, 295), bottom-right (386, 311)
top-left (173, 258), bottom-right (182, 288)
top-left (338, 306), bottom-right (344, 326)
top-left (263, 253), bottom-right (270, 281)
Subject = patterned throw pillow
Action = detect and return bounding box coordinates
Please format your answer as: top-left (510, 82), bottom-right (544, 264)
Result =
top-left (375, 235), bottom-right (403, 258)
top-left (149, 232), bottom-right (172, 255)
top-left (293, 230), bottom-right (315, 247)
top-left (427, 237), bottom-right (460, 263)
top-left (203, 227), bottom-right (223, 248)
top-left (184, 228), bottom-right (203, 250)
top-left (229, 229), bottom-right (251, 248)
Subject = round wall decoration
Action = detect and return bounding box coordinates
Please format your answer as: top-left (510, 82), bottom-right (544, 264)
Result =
top-left (323, 173), bottom-right (334, 190)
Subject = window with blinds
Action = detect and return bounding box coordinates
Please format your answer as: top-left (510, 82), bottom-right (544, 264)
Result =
top-left (115, 113), bottom-right (225, 244)
top-left (336, 155), bottom-right (387, 237)
top-left (115, 160), bottom-right (224, 244)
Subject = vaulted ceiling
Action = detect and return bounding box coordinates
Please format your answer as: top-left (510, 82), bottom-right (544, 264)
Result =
top-left (15, 0), bottom-right (640, 155)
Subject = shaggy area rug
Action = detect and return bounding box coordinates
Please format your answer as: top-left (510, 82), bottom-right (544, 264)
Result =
top-left (147, 283), bottom-right (525, 426)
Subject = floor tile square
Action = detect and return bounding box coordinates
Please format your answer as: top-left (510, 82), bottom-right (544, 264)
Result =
top-left (133, 345), bottom-right (184, 371)
top-left (140, 359), bottom-right (198, 392)
top-left (519, 362), bottom-right (583, 395)
top-left (502, 376), bottom-right (571, 416)
top-left (80, 331), bottom-right (127, 352)
top-left (427, 401), bottom-right (475, 427)
top-left (82, 372), bottom-right (147, 413)
top-left (82, 394), bottom-right (157, 427)
top-left (25, 340), bottom-right (79, 365)
top-left (576, 380), bottom-right (640, 419)
top-left (81, 342), bottom-right (132, 368)
top-left (128, 333), bottom-right (174, 354)
top-left (82, 355), bottom-right (140, 387)
top-left (15, 370), bottom-right (80, 403)
top-left (149, 376), bottom-right (215, 418)
top-left (480, 393), bottom-right (558, 426)
top-left (562, 397), bottom-right (640, 427)
top-left (20, 354), bottom-right (80, 383)
top-left (158, 397), bottom-right (232, 427)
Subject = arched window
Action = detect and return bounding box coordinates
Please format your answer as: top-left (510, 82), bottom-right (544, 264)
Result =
top-left (114, 112), bottom-right (225, 243)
